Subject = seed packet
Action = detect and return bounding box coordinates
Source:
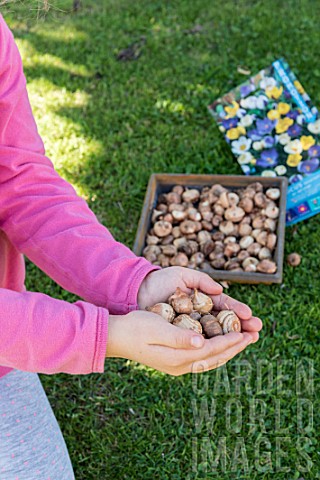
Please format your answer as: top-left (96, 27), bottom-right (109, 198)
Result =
top-left (208, 58), bottom-right (320, 225)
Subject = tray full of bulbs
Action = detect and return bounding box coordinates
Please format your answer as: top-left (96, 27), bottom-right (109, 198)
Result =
top-left (134, 174), bottom-right (287, 284)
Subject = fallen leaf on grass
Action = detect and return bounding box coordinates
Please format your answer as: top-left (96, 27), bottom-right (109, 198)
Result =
top-left (286, 333), bottom-right (300, 340)
top-left (237, 66), bottom-right (251, 75)
top-left (116, 36), bottom-right (146, 62)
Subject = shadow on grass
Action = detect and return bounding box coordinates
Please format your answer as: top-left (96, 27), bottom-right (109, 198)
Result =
top-left (10, 13), bottom-right (237, 243)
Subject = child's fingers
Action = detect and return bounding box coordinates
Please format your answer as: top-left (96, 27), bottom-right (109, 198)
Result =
top-left (189, 335), bottom-right (252, 374)
top-left (178, 267), bottom-right (223, 295)
top-left (203, 331), bottom-right (252, 360)
top-left (146, 331), bottom-right (252, 375)
top-left (212, 293), bottom-right (252, 319)
top-left (200, 332), bottom-right (251, 358)
top-left (150, 323), bottom-right (245, 355)
top-left (177, 332), bottom-right (251, 366)
top-left (241, 316), bottom-right (263, 332)
top-left (247, 331), bottom-right (260, 343)
top-left (148, 321), bottom-right (205, 349)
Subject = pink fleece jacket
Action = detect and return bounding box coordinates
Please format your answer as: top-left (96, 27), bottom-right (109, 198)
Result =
top-left (0, 14), bottom-right (157, 377)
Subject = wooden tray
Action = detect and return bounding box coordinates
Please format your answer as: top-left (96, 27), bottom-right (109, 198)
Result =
top-left (133, 174), bottom-right (288, 284)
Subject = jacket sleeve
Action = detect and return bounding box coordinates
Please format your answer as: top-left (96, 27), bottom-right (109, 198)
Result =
top-left (0, 287), bottom-right (108, 374)
top-left (0, 14), bottom-right (158, 315)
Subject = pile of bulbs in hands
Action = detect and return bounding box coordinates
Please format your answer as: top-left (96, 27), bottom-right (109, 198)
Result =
top-left (147, 288), bottom-right (241, 339)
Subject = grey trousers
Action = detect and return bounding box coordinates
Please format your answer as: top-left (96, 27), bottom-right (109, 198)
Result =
top-left (0, 369), bottom-right (75, 480)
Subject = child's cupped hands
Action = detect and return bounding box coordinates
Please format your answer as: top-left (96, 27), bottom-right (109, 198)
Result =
top-left (106, 310), bottom-right (255, 376)
top-left (105, 267), bottom-right (262, 376)
top-left (137, 266), bottom-right (262, 344)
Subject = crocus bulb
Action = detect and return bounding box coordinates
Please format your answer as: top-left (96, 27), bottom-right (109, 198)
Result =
top-left (168, 288), bottom-right (193, 314)
top-left (146, 303), bottom-right (175, 323)
top-left (191, 289), bottom-right (213, 314)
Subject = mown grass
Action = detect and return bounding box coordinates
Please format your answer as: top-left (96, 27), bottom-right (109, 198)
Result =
top-left (2, 0), bottom-right (320, 478)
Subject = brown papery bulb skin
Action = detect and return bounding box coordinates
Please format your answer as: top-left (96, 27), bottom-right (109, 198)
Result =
top-left (166, 192), bottom-right (181, 204)
top-left (256, 259), bottom-right (277, 273)
top-left (172, 185), bottom-right (184, 195)
top-left (239, 197), bottom-right (254, 213)
top-left (182, 189), bottom-right (200, 203)
top-left (211, 257), bottom-right (226, 269)
top-left (180, 220), bottom-right (198, 235)
top-left (169, 253), bottom-right (189, 267)
top-left (158, 254), bottom-right (170, 268)
top-left (224, 206), bottom-right (245, 223)
top-left (190, 311), bottom-right (202, 321)
top-left (217, 310), bottom-right (241, 334)
top-left (168, 287), bottom-right (193, 314)
top-left (146, 303), bottom-right (175, 323)
top-left (200, 314), bottom-right (223, 338)
top-left (287, 253), bottom-right (301, 267)
top-left (191, 289), bottom-right (214, 314)
top-left (153, 221), bottom-right (172, 238)
top-left (172, 314), bottom-right (203, 334)
top-left (266, 188), bottom-right (280, 200)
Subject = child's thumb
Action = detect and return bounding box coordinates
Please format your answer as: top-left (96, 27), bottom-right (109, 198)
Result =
top-left (160, 324), bottom-right (205, 349)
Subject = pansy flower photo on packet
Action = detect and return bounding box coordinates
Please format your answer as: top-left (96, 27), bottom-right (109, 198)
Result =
top-left (209, 59), bottom-right (320, 225)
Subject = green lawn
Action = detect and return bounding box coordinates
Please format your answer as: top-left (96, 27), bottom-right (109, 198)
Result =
top-left (2, 0), bottom-right (320, 478)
